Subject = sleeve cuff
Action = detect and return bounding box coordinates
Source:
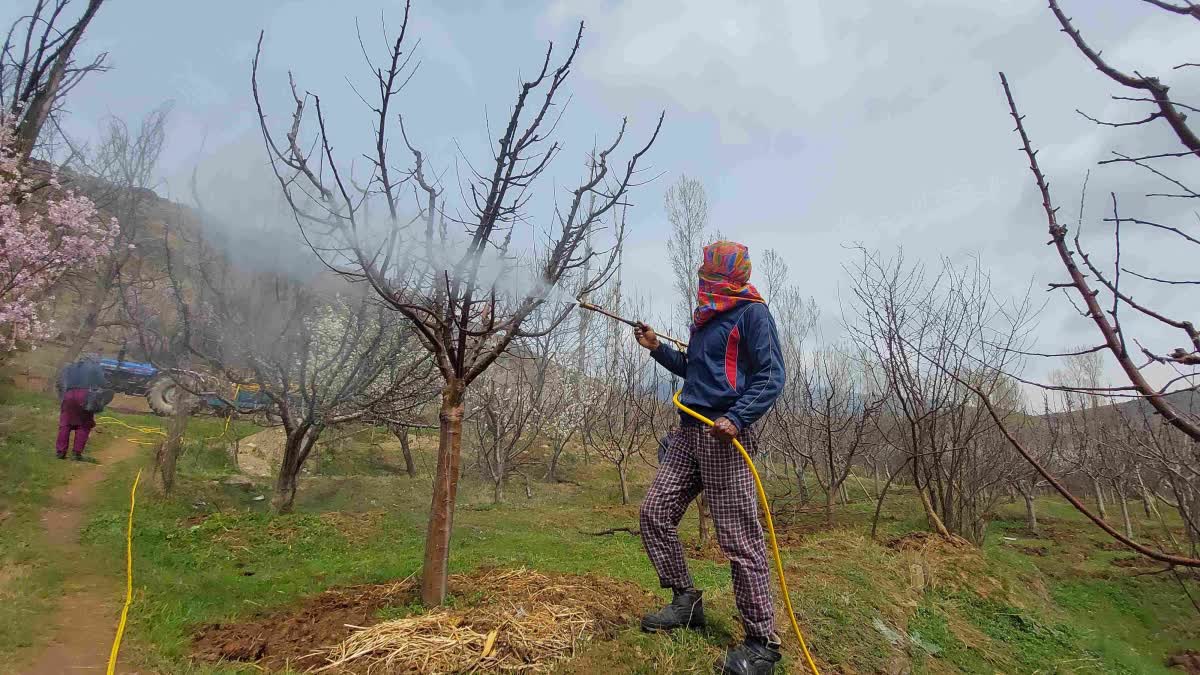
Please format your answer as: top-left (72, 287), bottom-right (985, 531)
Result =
top-left (725, 412), bottom-right (745, 432)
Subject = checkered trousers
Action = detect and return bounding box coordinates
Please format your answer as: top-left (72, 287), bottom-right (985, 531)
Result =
top-left (639, 423), bottom-right (775, 638)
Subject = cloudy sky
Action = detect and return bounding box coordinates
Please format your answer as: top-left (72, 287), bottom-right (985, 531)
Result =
top-left (6, 0), bottom-right (1196, 388)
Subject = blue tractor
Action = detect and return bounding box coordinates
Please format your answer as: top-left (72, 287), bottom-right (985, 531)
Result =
top-left (99, 356), bottom-right (272, 418)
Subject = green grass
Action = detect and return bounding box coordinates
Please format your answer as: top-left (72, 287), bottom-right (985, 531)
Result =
top-left (0, 386), bottom-right (74, 658)
top-left (73, 446), bottom-right (1200, 674)
top-left (0, 381), bottom-right (260, 663)
top-left (2, 380), bottom-right (1197, 673)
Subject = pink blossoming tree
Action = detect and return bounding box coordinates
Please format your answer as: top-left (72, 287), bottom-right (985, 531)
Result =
top-left (0, 117), bottom-right (118, 355)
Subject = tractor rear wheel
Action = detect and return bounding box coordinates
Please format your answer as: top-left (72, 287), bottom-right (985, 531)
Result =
top-left (147, 375), bottom-right (192, 417)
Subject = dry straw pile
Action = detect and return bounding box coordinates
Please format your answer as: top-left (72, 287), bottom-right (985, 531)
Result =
top-left (315, 568), bottom-right (647, 673)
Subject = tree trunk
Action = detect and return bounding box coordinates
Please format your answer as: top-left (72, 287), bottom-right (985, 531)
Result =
top-left (1136, 470), bottom-right (1156, 518)
top-left (825, 483), bottom-right (836, 526)
top-left (1093, 476), bottom-right (1109, 520)
top-left (273, 470), bottom-right (298, 513)
top-left (544, 438), bottom-right (566, 482)
top-left (491, 446), bottom-right (506, 504)
top-left (795, 460), bottom-right (811, 503)
top-left (618, 463), bottom-right (630, 505)
top-left (913, 458), bottom-right (952, 538)
top-left (871, 459), bottom-right (911, 540)
top-left (1023, 490), bottom-right (1038, 534)
top-left (1188, 491), bottom-right (1200, 558)
top-left (274, 434), bottom-right (300, 512)
top-left (227, 435), bottom-right (241, 470)
top-left (273, 425), bottom-right (319, 514)
top-left (397, 426), bottom-right (417, 477)
top-left (920, 487), bottom-right (952, 538)
top-left (13, 0), bottom-right (107, 163)
top-left (421, 384), bottom-right (465, 606)
top-left (1189, 492), bottom-right (1200, 558)
top-left (154, 404), bottom-right (189, 495)
top-left (1117, 484), bottom-right (1134, 539)
top-left (697, 494), bottom-right (710, 546)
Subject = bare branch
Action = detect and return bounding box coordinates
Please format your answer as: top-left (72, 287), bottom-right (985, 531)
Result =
top-left (1076, 108), bottom-right (1161, 128)
top-left (999, 70), bottom-right (1200, 441)
top-left (1138, 0), bottom-right (1200, 19)
top-left (1049, 0), bottom-right (1200, 152)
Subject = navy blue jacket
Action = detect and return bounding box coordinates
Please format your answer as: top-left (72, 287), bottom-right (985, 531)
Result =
top-left (651, 302), bottom-right (785, 431)
top-left (57, 358), bottom-right (107, 400)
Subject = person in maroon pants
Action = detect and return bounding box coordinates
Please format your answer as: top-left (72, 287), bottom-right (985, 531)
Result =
top-left (54, 355), bottom-right (107, 460)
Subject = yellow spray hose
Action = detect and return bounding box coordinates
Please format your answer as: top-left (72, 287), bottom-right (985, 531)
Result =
top-left (672, 391), bottom-right (821, 675)
top-left (106, 468), bottom-right (141, 675)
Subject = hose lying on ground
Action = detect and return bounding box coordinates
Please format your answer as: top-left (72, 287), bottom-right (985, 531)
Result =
top-left (107, 469), bottom-right (141, 675)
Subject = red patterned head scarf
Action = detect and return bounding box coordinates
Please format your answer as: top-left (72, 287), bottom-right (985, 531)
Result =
top-left (692, 240), bottom-right (764, 332)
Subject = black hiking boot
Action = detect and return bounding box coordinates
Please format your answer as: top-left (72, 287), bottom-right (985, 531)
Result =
top-left (640, 587), bottom-right (705, 632)
top-left (717, 636), bottom-right (783, 675)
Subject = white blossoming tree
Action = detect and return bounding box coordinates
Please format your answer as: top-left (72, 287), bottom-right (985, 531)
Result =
top-left (159, 216), bottom-right (437, 512)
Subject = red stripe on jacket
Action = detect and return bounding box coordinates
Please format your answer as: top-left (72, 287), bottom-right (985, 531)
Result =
top-left (725, 325), bottom-right (741, 389)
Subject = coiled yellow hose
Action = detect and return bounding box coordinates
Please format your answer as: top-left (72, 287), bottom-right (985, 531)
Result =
top-left (672, 391), bottom-right (821, 675)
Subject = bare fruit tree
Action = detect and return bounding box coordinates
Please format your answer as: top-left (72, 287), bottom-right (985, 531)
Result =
top-left (1115, 403), bottom-right (1200, 557)
top-left (1008, 399), bottom-right (1063, 535)
top-left (999, 0), bottom-right (1200, 440)
top-left (848, 248), bottom-right (1033, 544)
top-left (469, 328), bottom-right (559, 503)
top-left (986, 0), bottom-right (1200, 566)
top-left (754, 247), bottom-right (808, 485)
top-left (797, 347), bottom-right (884, 525)
top-left (541, 350), bottom-right (599, 485)
top-left (663, 174), bottom-right (717, 542)
top-left (593, 332), bottom-right (668, 505)
top-left (664, 174), bottom-right (716, 333)
top-left (761, 251), bottom-right (821, 505)
top-left (1048, 353), bottom-right (1121, 521)
top-left (252, 4), bottom-right (663, 604)
top-left (1, 0), bottom-right (109, 163)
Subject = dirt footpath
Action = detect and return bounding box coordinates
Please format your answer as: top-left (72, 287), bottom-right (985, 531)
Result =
top-left (20, 434), bottom-right (144, 674)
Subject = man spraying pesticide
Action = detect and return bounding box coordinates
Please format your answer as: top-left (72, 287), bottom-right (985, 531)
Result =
top-left (578, 241), bottom-right (819, 675)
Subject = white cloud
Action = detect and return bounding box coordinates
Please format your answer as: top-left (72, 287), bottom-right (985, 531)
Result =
top-left (541, 0), bottom-right (1199, 390)
top-left (543, 0), bottom-right (1047, 141)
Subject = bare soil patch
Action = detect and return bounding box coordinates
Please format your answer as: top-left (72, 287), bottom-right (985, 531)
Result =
top-left (1017, 544), bottom-right (1049, 557)
top-left (192, 567), bottom-right (653, 674)
top-left (1169, 649), bottom-right (1200, 674)
top-left (686, 539), bottom-right (729, 563)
